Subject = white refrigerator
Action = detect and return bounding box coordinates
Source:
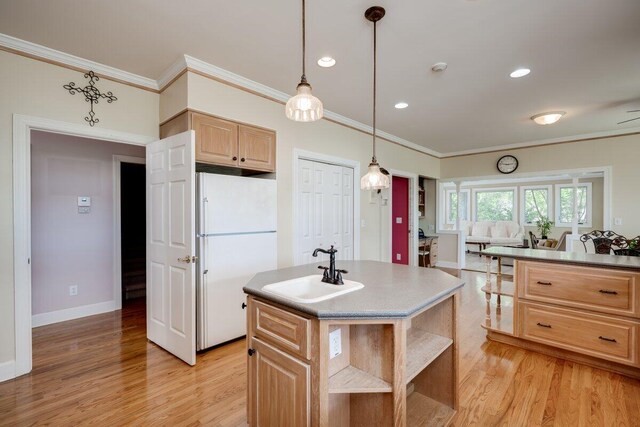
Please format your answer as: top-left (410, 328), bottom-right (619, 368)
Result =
top-left (196, 173), bottom-right (277, 350)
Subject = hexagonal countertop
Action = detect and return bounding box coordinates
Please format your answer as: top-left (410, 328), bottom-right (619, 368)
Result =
top-left (243, 260), bottom-right (465, 319)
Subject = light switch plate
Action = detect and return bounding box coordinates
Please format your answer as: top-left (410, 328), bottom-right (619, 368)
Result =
top-left (329, 328), bottom-right (342, 359)
top-left (78, 206), bottom-right (90, 214)
top-left (77, 196), bottom-right (91, 207)
top-left (396, 217), bottom-right (403, 224)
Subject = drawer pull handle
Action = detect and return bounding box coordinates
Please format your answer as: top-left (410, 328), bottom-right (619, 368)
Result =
top-left (598, 336), bottom-right (617, 343)
top-left (536, 281), bottom-right (552, 286)
top-left (536, 322), bottom-right (552, 328)
top-left (599, 289), bottom-right (618, 295)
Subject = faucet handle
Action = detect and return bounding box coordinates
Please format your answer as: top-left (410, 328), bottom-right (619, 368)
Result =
top-left (336, 269), bottom-right (348, 274)
top-left (335, 270), bottom-right (345, 285)
top-left (318, 265), bottom-right (329, 280)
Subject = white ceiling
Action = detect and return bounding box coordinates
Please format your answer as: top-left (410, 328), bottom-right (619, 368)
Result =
top-left (1, 0), bottom-right (639, 154)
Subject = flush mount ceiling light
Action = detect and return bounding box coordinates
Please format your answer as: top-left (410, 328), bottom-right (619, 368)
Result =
top-left (361, 6), bottom-right (390, 191)
top-left (394, 102), bottom-right (408, 109)
top-left (317, 56), bottom-right (336, 68)
top-left (510, 68), bottom-right (531, 78)
top-left (531, 111), bottom-right (565, 125)
top-left (285, 0), bottom-right (323, 122)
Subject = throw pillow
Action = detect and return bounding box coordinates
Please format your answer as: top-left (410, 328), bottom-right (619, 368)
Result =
top-left (471, 223), bottom-right (488, 237)
top-left (490, 225), bottom-right (508, 238)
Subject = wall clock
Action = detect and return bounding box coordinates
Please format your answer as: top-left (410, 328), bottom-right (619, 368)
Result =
top-left (497, 155), bottom-right (518, 174)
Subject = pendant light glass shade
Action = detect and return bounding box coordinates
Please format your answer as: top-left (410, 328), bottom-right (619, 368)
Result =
top-left (285, 82), bottom-right (324, 122)
top-left (360, 160), bottom-right (390, 190)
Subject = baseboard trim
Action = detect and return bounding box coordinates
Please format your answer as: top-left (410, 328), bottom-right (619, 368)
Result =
top-left (32, 300), bottom-right (117, 328)
top-left (0, 360), bottom-right (16, 382)
top-left (436, 260), bottom-right (460, 270)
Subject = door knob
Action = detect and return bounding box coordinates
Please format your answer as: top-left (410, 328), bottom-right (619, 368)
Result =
top-left (177, 255), bottom-right (197, 263)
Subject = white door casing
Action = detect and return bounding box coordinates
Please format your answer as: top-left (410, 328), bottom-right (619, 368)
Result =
top-left (146, 131), bottom-right (196, 366)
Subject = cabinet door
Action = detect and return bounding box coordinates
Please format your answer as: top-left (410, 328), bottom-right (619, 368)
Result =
top-left (238, 125), bottom-right (276, 172)
top-left (192, 113), bottom-right (238, 166)
top-left (248, 337), bottom-right (310, 427)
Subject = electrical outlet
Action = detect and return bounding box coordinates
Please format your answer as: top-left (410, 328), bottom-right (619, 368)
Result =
top-left (69, 285), bottom-right (78, 296)
top-left (396, 253), bottom-right (401, 261)
top-left (329, 328), bottom-right (342, 359)
top-left (614, 218), bottom-right (622, 226)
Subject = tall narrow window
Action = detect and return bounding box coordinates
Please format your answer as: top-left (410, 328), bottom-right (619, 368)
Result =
top-left (555, 183), bottom-right (592, 227)
top-left (445, 189), bottom-right (470, 225)
top-left (520, 186), bottom-right (551, 225)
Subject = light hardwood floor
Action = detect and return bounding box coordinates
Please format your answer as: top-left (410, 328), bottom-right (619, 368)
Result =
top-left (1, 270), bottom-right (639, 426)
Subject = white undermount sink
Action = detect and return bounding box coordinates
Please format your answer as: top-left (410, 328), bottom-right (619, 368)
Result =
top-left (261, 275), bottom-right (364, 303)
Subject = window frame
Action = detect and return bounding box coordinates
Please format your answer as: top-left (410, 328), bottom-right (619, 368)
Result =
top-left (443, 188), bottom-right (471, 225)
top-left (554, 182), bottom-right (593, 227)
top-left (519, 185), bottom-right (553, 226)
top-left (472, 186), bottom-right (517, 222)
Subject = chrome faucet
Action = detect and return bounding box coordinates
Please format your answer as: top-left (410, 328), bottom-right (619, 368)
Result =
top-left (313, 245), bottom-right (348, 285)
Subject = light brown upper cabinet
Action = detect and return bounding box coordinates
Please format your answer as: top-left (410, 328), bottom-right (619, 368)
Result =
top-left (160, 111), bottom-right (276, 172)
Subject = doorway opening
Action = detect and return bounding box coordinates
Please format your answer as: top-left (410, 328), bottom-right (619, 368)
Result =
top-left (120, 162), bottom-right (146, 304)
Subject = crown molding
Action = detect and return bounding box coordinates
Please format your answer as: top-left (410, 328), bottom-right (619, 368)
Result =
top-left (4, 33), bottom-right (637, 160)
top-left (157, 56), bottom-right (189, 90)
top-left (0, 33), bottom-right (159, 91)
top-left (183, 54), bottom-right (442, 158)
top-left (440, 127), bottom-right (640, 158)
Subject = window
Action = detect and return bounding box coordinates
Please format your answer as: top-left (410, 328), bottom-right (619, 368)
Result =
top-left (520, 185), bottom-right (552, 225)
top-left (555, 183), bottom-right (592, 227)
top-left (444, 189), bottom-right (470, 225)
top-left (473, 188), bottom-right (516, 221)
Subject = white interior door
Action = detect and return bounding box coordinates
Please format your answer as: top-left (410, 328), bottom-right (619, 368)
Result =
top-left (297, 159), bottom-right (354, 264)
top-left (146, 130), bottom-right (196, 365)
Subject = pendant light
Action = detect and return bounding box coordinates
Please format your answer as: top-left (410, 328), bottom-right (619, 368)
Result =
top-left (361, 6), bottom-right (390, 191)
top-left (285, 0), bottom-right (323, 122)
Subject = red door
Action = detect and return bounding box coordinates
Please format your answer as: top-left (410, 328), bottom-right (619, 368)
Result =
top-left (392, 176), bottom-right (409, 265)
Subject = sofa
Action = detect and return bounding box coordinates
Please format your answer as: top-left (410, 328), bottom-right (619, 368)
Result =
top-left (461, 220), bottom-right (525, 251)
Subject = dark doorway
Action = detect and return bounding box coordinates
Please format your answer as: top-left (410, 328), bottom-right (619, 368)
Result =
top-left (121, 163), bottom-right (146, 303)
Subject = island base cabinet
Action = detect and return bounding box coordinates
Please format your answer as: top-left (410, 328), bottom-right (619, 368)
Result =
top-left (248, 337), bottom-right (310, 427)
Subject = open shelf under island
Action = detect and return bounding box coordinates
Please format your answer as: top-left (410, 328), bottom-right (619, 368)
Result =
top-left (481, 247), bottom-right (640, 379)
top-left (243, 260), bottom-right (465, 427)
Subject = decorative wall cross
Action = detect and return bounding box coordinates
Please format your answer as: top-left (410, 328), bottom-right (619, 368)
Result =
top-left (63, 71), bottom-right (117, 126)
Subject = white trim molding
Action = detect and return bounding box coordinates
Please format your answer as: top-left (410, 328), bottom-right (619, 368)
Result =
top-left (0, 33), bottom-right (158, 90)
top-left (32, 301), bottom-right (117, 328)
top-left (292, 149), bottom-right (361, 265)
top-left (113, 155), bottom-right (146, 310)
top-left (11, 114), bottom-right (154, 381)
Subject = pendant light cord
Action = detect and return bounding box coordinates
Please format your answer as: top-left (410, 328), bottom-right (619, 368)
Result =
top-left (372, 19), bottom-right (377, 162)
top-left (301, 0), bottom-right (307, 83)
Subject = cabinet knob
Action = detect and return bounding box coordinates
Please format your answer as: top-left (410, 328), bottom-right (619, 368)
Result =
top-left (240, 157), bottom-right (246, 162)
top-left (233, 156), bottom-right (238, 161)
top-left (241, 302), bottom-right (247, 309)
top-left (248, 348), bottom-right (256, 356)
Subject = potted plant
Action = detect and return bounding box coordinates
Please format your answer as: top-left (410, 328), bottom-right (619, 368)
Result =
top-left (536, 216), bottom-right (554, 239)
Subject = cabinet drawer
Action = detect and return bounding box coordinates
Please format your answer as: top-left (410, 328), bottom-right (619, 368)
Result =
top-left (519, 301), bottom-right (639, 366)
top-left (517, 261), bottom-right (640, 318)
top-left (253, 300), bottom-right (310, 360)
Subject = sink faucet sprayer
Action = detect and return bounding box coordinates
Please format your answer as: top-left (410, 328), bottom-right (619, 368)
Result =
top-left (313, 245), bottom-right (348, 285)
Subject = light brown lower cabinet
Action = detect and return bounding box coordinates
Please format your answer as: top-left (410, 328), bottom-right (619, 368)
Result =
top-left (246, 293), bottom-right (459, 427)
top-left (249, 337), bottom-right (310, 427)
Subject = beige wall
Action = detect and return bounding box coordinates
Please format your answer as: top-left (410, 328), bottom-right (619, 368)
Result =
top-left (0, 51), bottom-right (158, 364)
top-left (183, 71), bottom-right (441, 267)
top-left (441, 134), bottom-right (640, 237)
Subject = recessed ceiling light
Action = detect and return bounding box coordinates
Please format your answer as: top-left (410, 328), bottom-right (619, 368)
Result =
top-left (395, 102), bottom-right (409, 109)
top-left (531, 111), bottom-right (565, 125)
top-left (510, 68), bottom-right (531, 78)
top-left (431, 62), bottom-right (448, 72)
top-left (317, 57), bottom-right (336, 68)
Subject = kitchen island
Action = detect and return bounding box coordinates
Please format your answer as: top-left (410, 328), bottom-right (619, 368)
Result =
top-left (243, 260), bottom-right (465, 427)
top-left (482, 247), bottom-right (640, 379)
